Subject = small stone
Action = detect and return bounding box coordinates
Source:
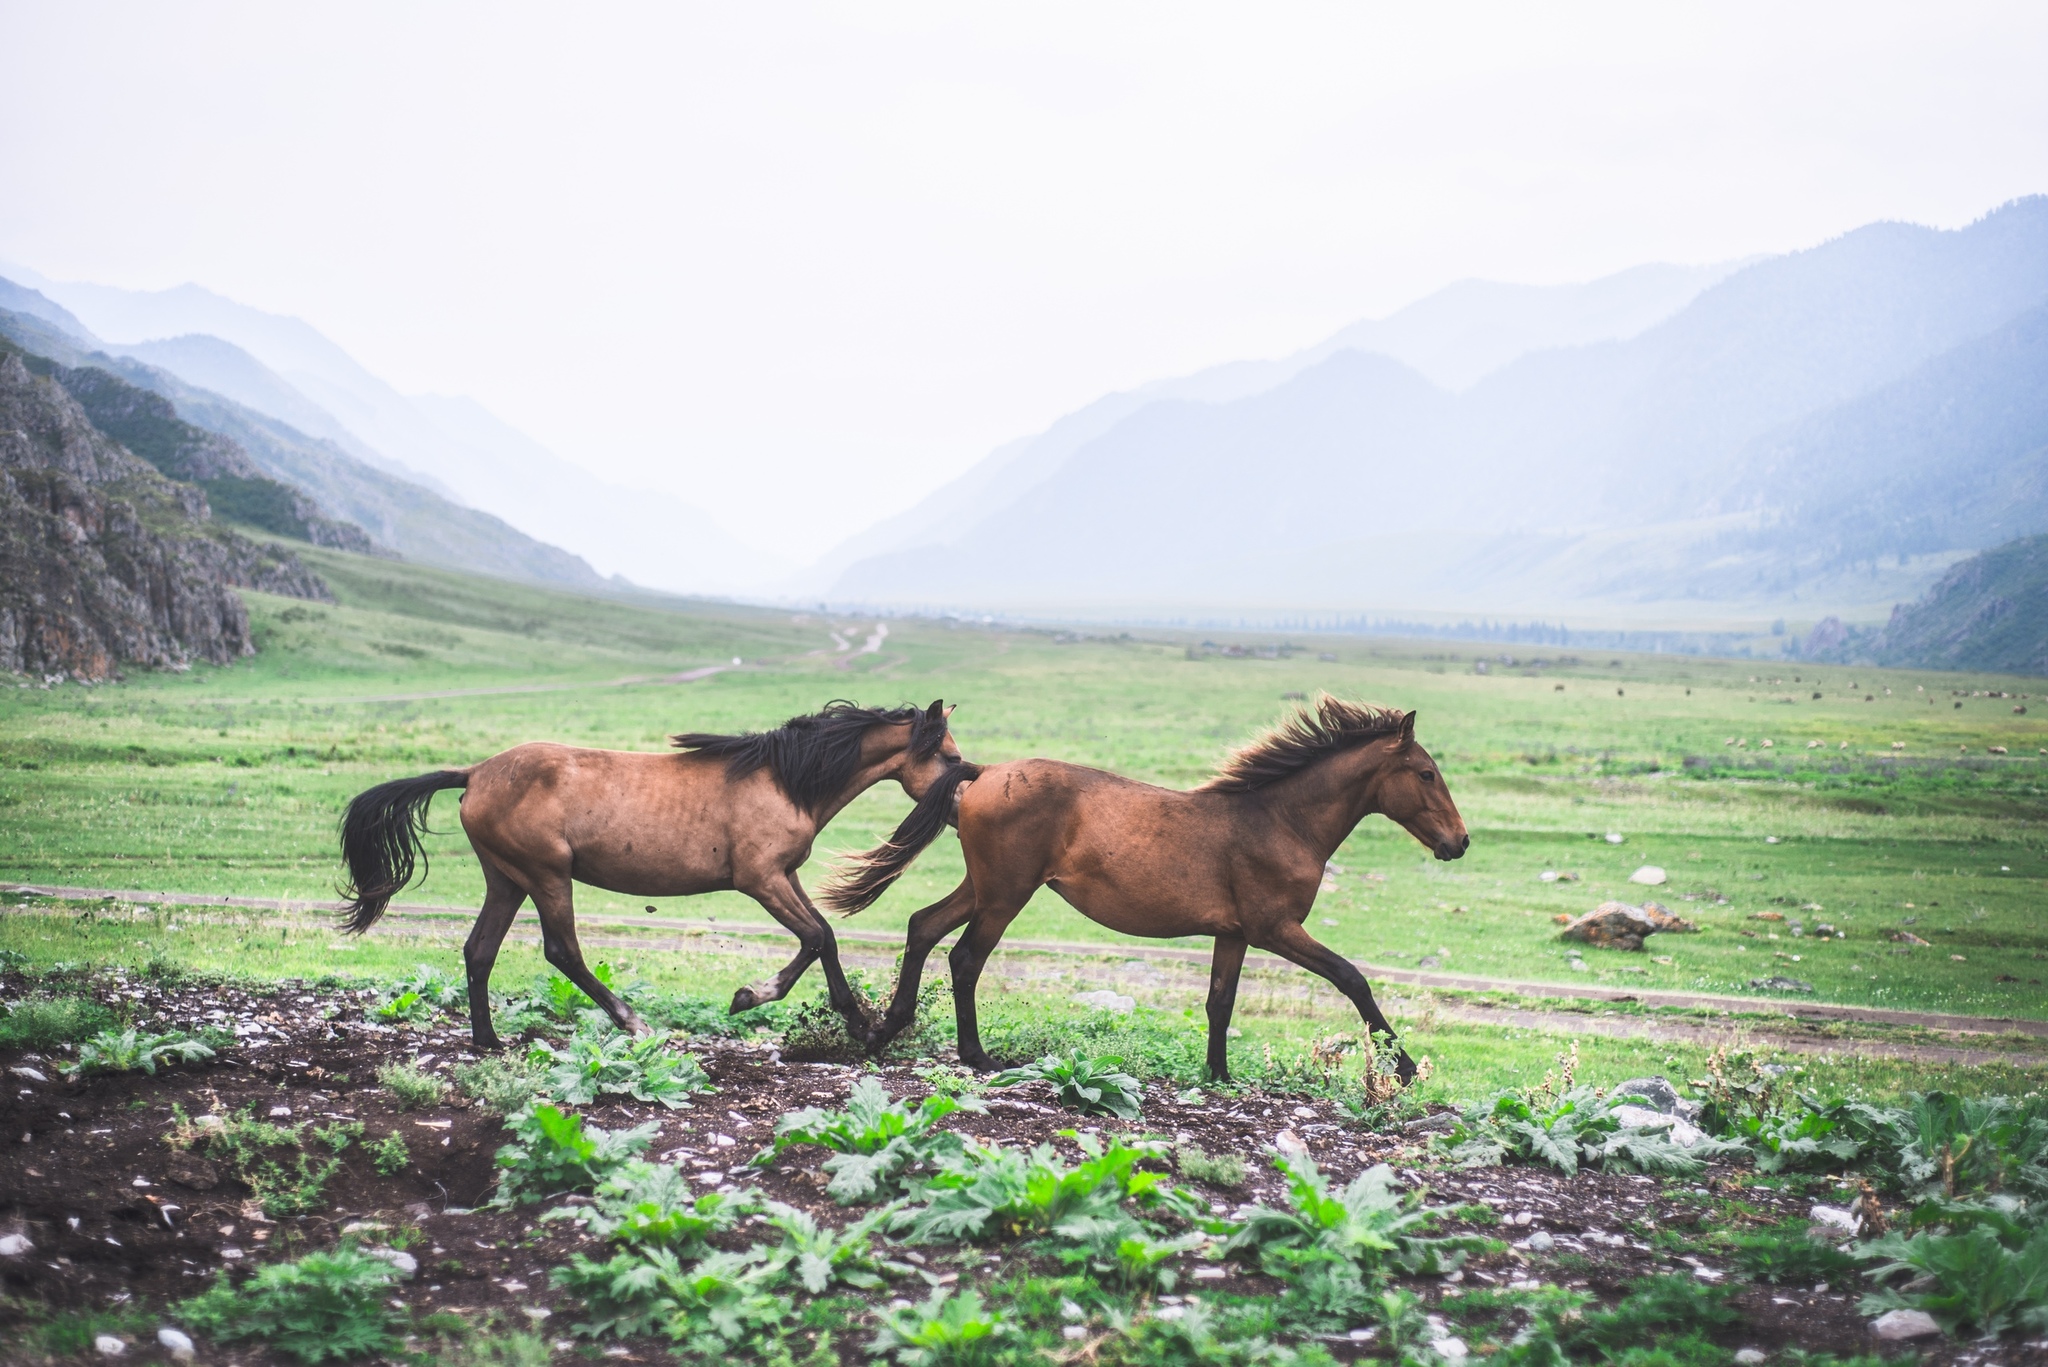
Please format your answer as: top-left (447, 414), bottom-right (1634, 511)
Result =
top-left (8, 1065), bottom-right (47, 1082)
top-left (365, 1247), bottom-right (417, 1278)
top-left (1526, 1231), bottom-right (1555, 1253)
top-left (522, 1306), bottom-right (551, 1322)
top-left (1809, 1204), bottom-right (1860, 1237)
top-left (268, 1106), bottom-right (292, 1119)
top-left (1071, 989), bottom-right (1135, 1014)
top-left (1273, 1129), bottom-right (1308, 1158)
top-left (1628, 866), bottom-right (1667, 886)
top-left (0, 1233), bottom-right (32, 1256)
top-left (1559, 901), bottom-right (1696, 951)
top-left (1870, 1308), bottom-right (1940, 1340)
top-left (1734, 1351), bottom-right (1765, 1365)
top-left (1513, 1211), bottom-right (1534, 1226)
top-left (1431, 1336), bottom-right (1469, 1361)
top-left (157, 1328), bottom-right (195, 1362)
top-left (95, 1335), bottom-right (126, 1357)
top-left (1062, 1325), bottom-right (1088, 1341)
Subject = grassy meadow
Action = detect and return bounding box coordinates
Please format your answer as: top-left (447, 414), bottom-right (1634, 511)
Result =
top-left (3, 541), bottom-right (2047, 1095)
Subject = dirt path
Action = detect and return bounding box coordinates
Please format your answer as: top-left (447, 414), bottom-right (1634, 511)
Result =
top-left (10, 880), bottom-right (2047, 1069)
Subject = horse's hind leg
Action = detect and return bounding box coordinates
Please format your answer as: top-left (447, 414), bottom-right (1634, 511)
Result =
top-left (529, 874), bottom-right (647, 1035)
top-left (1250, 918), bottom-right (1417, 1083)
top-left (868, 879), bottom-right (977, 1055)
top-left (1204, 934), bottom-right (1247, 1083)
top-left (463, 857), bottom-right (528, 1050)
top-left (947, 898), bottom-right (1028, 1071)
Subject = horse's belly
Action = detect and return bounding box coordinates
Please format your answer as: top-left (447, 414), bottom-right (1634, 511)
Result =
top-left (1046, 877), bottom-right (1236, 939)
top-left (569, 842), bottom-right (733, 897)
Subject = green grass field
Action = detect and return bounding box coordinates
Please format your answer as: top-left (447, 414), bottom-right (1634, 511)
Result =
top-left (4, 541), bottom-right (2046, 1045)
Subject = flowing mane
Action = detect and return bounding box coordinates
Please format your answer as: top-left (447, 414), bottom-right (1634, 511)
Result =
top-left (672, 700), bottom-right (947, 815)
top-left (1197, 695), bottom-right (1409, 792)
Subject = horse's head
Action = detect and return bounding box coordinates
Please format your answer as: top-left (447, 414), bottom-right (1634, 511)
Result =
top-left (890, 699), bottom-right (968, 797)
top-left (1372, 711), bottom-right (1469, 861)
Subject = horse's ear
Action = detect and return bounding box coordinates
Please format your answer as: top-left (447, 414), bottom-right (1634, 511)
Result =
top-left (925, 699), bottom-right (945, 723)
top-left (1399, 710), bottom-right (1417, 745)
top-left (942, 703), bottom-right (957, 719)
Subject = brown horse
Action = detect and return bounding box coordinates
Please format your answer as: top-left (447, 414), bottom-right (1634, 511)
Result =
top-left (831, 697), bottom-right (1467, 1083)
top-left (337, 699), bottom-right (975, 1049)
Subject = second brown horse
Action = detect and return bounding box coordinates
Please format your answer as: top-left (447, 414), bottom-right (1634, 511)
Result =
top-left (830, 697), bottom-right (1467, 1082)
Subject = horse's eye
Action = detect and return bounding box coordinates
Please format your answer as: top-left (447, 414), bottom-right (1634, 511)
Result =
top-left (1421, 770), bottom-right (1437, 783)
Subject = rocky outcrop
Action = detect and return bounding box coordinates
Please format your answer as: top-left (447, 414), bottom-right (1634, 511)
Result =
top-left (0, 350), bottom-right (328, 681)
top-left (40, 358), bottom-right (381, 556)
top-left (1557, 900), bottom-right (1698, 951)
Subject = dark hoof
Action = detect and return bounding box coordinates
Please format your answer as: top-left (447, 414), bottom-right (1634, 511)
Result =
top-left (1395, 1050), bottom-right (1419, 1084)
top-left (960, 1053), bottom-right (997, 1074)
top-left (470, 1034), bottom-right (504, 1054)
top-left (730, 988), bottom-right (760, 1014)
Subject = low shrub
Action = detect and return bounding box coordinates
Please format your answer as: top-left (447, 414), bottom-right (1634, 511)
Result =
top-left (370, 1132), bottom-right (410, 1176)
top-left (867, 1286), bottom-right (1006, 1366)
top-left (375, 1060), bottom-right (449, 1110)
top-left (452, 1052), bottom-right (546, 1118)
top-left (0, 994), bottom-right (115, 1049)
top-left (177, 1106), bottom-right (345, 1218)
top-left (897, 1131), bottom-right (1190, 1245)
top-left (1176, 1143), bottom-right (1246, 1188)
top-left (177, 1247), bottom-right (406, 1363)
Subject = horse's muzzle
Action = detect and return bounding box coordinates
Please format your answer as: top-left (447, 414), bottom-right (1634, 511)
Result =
top-left (1434, 833), bottom-right (1470, 861)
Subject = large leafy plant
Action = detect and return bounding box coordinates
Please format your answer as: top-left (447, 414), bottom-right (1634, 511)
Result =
top-left (1858, 1197), bottom-right (2048, 1336)
top-left (752, 1077), bottom-right (979, 1204)
top-left (63, 1027), bottom-right (213, 1078)
top-left (1441, 1087), bottom-right (1739, 1178)
top-left (867, 1286), bottom-right (1007, 1367)
top-left (494, 1101), bottom-right (658, 1205)
top-left (897, 1131), bottom-right (1192, 1245)
top-left (991, 1051), bottom-right (1144, 1120)
top-left (1223, 1154), bottom-right (1477, 1321)
top-left (546, 1160), bottom-right (756, 1251)
top-left (528, 1026), bottom-right (712, 1108)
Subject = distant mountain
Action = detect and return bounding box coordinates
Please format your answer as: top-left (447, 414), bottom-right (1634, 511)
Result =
top-left (0, 298), bottom-right (612, 591)
top-left (826, 198), bottom-right (2048, 617)
top-left (0, 264), bottom-right (780, 593)
top-left (0, 345), bottom-right (325, 680)
top-left (1803, 534), bottom-right (2048, 674)
top-left (802, 260), bottom-right (1743, 591)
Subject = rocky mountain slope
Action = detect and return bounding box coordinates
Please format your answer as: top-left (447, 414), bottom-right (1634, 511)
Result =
top-left (0, 302), bottom-right (612, 591)
top-left (1804, 533), bottom-right (2048, 675)
top-left (0, 346), bottom-right (326, 680)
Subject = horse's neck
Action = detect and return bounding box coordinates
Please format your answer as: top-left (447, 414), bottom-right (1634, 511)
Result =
top-left (811, 751), bottom-right (907, 827)
top-left (1257, 748), bottom-right (1385, 858)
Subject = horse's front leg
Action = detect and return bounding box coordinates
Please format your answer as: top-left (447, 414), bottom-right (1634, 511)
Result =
top-left (868, 880), bottom-right (977, 1055)
top-left (731, 872), bottom-right (868, 1033)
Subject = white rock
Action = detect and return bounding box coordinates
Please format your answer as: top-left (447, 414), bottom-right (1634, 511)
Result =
top-left (1809, 1204), bottom-right (1861, 1236)
top-left (156, 1328), bottom-right (195, 1361)
top-left (1526, 1231), bottom-right (1555, 1253)
top-left (1062, 1325), bottom-right (1088, 1341)
top-left (1604, 832), bottom-right (1625, 844)
top-left (268, 1106), bottom-right (292, 1118)
top-left (1431, 1336), bottom-right (1469, 1361)
top-left (1272, 1129), bottom-right (1309, 1158)
top-left (0, 1233), bottom-right (31, 1256)
top-left (1611, 1105), bottom-right (1706, 1147)
top-left (1870, 1308), bottom-right (1940, 1340)
top-left (1734, 1351), bottom-right (1765, 1365)
top-left (95, 1335), bottom-right (126, 1357)
top-left (9, 1066), bottom-right (47, 1082)
top-left (1628, 866), bottom-right (1668, 886)
top-left (1071, 990), bottom-right (1135, 1014)
top-left (365, 1247), bottom-right (417, 1278)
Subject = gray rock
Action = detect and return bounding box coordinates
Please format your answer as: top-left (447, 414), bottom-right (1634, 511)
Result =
top-left (0, 1233), bottom-right (32, 1257)
top-left (1749, 976), bottom-right (1817, 994)
top-left (156, 1328), bottom-right (195, 1362)
top-left (364, 1246), bottom-right (418, 1279)
top-left (1609, 1077), bottom-right (1683, 1114)
top-left (94, 1335), bottom-right (125, 1357)
top-left (1870, 1308), bottom-right (1940, 1340)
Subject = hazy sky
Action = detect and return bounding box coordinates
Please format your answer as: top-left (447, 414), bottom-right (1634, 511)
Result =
top-left (3, 3), bottom-right (2046, 557)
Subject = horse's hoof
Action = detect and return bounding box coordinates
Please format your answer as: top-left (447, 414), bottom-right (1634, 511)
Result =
top-left (470, 1034), bottom-right (504, 1054)
top-left (1395, 1050), bottom-right (1419, 1084)
top-left (729, 988), bottom-right (759, 1014)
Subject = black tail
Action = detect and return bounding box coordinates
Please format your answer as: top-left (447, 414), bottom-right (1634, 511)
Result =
top-left (818, 762), bottom-right (981, 915)
top-left (337, 770), bottom-right (469, 934)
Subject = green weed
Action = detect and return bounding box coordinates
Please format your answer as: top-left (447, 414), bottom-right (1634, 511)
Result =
top-left (63, 1026), bottom-right (213, 1077)
top-left (492, 1101), bottom-right (657, 1205)
top-left (528, 1025), bottom-right (711, 1108)
top-left (451, 1051), bottom-right (545, 1117)
top-left (375, 1059), bottom-right (450, 1110)
top-left (176, 1247), bottom-right (406, 1363)
top-left (0, 994), bottom-right (115, 1049)
top-left (868, 1286), bottom-right (1006, 1366)
top-left (370, 1132), bottom-right (410, 1175)
top-left (1177, 1143), bottom-right (1247, 1188)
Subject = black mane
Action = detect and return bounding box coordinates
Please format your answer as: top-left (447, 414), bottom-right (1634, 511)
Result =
top-left (671, 700), bottom-right (947, 815)
top-left (1197, 695), bottom-right (1408, 792)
